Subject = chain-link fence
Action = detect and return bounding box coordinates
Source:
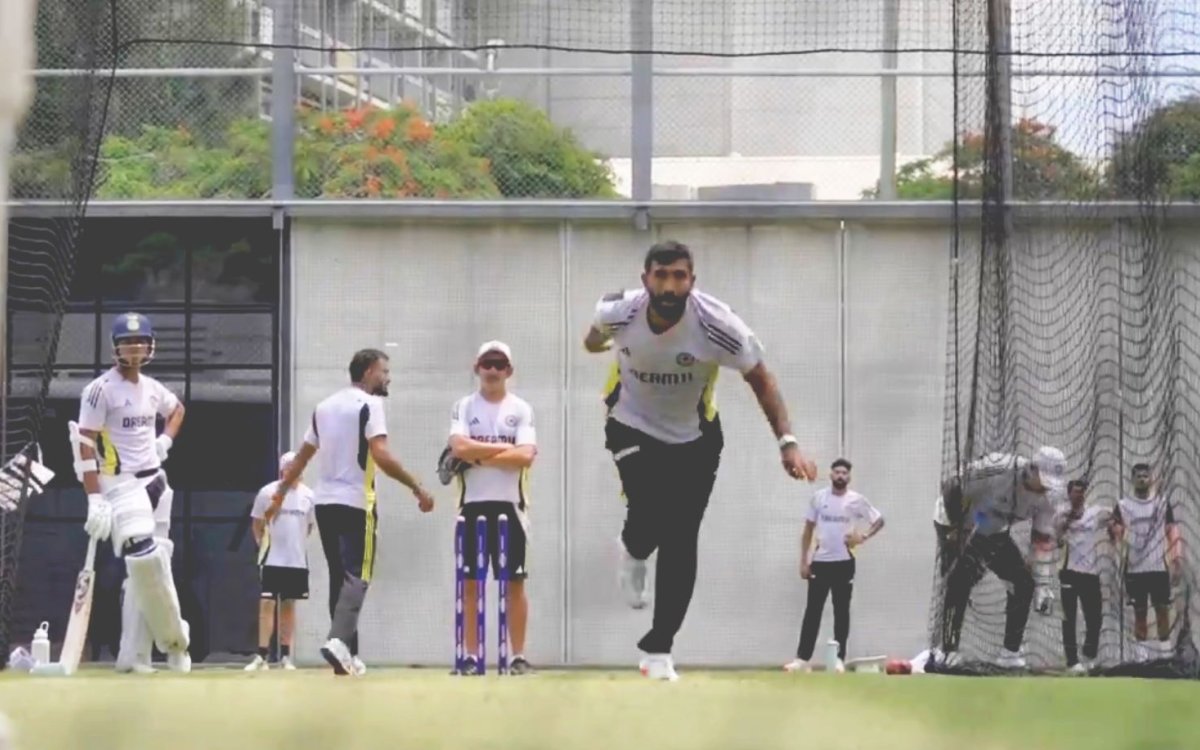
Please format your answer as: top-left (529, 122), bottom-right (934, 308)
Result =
top-left (13, 0), bottom-right (1199, 201)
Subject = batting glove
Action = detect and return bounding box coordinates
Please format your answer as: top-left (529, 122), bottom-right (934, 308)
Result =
top-left (84, 493), bottom-right (113, 540)
top-left (155, 434), bottom-right (173, 463)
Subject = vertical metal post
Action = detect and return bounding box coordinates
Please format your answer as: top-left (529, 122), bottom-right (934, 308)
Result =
top-left (877, 0), bottom-right (900, 200)
top-left (630, 0), bottom-right (654, 210)
top-left (271, 0), bottom-right (296, 201)
top-left (989, 0), bottom-right (1014, 209)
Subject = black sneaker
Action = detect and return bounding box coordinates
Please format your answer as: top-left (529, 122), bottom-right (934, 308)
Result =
top-left (509, 656), bottom-right (535, 675)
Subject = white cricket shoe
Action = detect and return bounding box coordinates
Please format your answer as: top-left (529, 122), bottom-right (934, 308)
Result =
top-left (244, 655), bottom-right (269, 671)
top-left (1068, 662), bottom-right (1088, 676)
top-left (281, 656), bottom-right (297, 671)
top-left (320, 637), bottom-right (354, 676)
top-left (639, 653), bottom-right (679, 682)
top-left (617, 538), bottom-right (649, 609)
top-left (782, 658), bottom-right (812, 673)
top-left (351, 656), bottom-right (367, 676)
top-left (996, 648), bottom-right (1026, 669)
top-left (831, 658), bottom-right (846, 674)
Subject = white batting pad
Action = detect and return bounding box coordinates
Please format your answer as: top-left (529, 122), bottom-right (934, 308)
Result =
top-left (124, 542), bottom-right (189, 654)
top-left (0, 448), bottom-right (54, 512)
top-left (116, 577), bottom-right (152, 672)
top-left (108, 484), bottom-right (155, 554)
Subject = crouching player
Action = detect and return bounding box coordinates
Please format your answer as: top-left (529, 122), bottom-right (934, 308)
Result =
top-left (246, 451), bottom-right (315, 671)
top-left (936, 448), bottom-right (1067, 669)
top-left (70, 312), bottom-right (191, 673)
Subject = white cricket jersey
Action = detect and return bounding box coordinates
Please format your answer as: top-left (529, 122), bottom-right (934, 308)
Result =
top-left (302, 387), bottom-right (388, 510)
top-left (1055, 503), bottom-right (1111, 575)
top-left (77, 368), bottom-right (179, 476)
top-left (593, 288), bottom-right (764, 444)
top-left (449, 392), bottom-right (536, 508)
top-left (251, 480), bottom-right (315, 569)
top-left (1116, 494), bottom-right (1175, 574)
top-left (946, 453), bottom-right (1058, 538)
top-left (806, 487), bottom-right (883, 563)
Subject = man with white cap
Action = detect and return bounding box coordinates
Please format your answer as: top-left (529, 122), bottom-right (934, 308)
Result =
top-left (444, 340), bottom-right (537, 675)
top-left (934, 446), bottom-right (1068, 669)
top-left (246, 450), bottom-right (316, 670)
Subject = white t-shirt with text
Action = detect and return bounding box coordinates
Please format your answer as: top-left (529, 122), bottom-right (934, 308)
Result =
top-left (303, 387), bottom-right (388, 510)
top-left (251, 480), bottom-right (315, 569)
top-left (449, 392), bottom-right (536, 508)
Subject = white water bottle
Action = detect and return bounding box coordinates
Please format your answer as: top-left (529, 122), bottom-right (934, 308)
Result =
top-left (31, 621), bottom-right (50, 665)
top-left (824, 639), bottom-right (840, 670)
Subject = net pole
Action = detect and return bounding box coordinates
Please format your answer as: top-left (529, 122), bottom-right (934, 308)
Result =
top-left (0, 0), bottom-right (39, 467)
top-left (877, 0), bottom-right (900, 200)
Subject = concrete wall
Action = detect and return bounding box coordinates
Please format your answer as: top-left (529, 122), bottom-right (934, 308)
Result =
top-left (288, 216), bottom-right (951, 667)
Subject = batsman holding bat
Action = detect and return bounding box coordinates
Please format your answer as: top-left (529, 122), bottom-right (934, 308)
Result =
top-left (934, 447), bottom-right (1067, 669)
top-left (70, 312), bottom-right (191, 674)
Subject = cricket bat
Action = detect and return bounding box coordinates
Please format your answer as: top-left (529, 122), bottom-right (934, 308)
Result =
top-left (56, 535), bottom-right (98, 676)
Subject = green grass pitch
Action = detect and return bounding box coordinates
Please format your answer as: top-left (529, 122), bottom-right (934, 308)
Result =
top-left (0, 666), bottom-right (1193, 750)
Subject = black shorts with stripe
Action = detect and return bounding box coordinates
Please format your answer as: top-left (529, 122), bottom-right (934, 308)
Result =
top-left (260, 565), bottom-right (310, 600)
top-left (1126, 571), bottom-right (1171, 610)
top-left (459, 501), bottom-right (528, 580)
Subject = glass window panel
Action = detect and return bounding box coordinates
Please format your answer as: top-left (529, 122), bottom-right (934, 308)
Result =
top-left (10, 310), bottom-right (96, 367)
top-left (97, 310), bottom-right (187, 369)
top-left (94, 223), bottom-right (187, 304)
top-left (191, 312), bottom-right (274, 366)
top-left (191, 221), bottom-right (277, 304)
top-left (172, 369), bottom-right (273, 492)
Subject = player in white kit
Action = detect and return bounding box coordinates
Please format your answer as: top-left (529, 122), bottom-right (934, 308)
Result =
top-left (786, 458), bottom-right (885, 674)
top-left (270, 348), bottom-right (435, 676)
top-left (445, 341), bottom-right (537, 675)
top-left (246, 450), bottom-right (315, 671)
top-left (70, 312), bottom-right (191, 673)
top-left (1110, 463), bottom-right (1182, 656)
top-left (934, 448), bottom-right (1067, 668)
top-left (584, 240), bottom-right (818, 681)
top-left (1053, 478), bottom-right (1111, 674)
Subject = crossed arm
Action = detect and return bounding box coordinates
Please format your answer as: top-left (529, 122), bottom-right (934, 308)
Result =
top-left (449, 435), bottom-right (536, 469)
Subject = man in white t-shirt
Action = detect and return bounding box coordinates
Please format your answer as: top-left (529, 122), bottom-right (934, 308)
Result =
top-left (268, 348), bottom-right (435, 676)
top-left (785, 458), bottom-right (884, 674)
top-left (245, 450), bottom-right (316, 671)
top-left (1111, 463), bottom-right (1181, 655)
top-left (583, 240), bottom-right (818, 680)
top-left (1053, 478), bottom-right (1111, 674)
top-left (71, 312), bottom-right (191, 674)
top-left (445, 341), bottom-right (537, 675)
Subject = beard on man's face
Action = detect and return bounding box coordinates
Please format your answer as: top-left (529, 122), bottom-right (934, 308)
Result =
top-left (832, 478), bottom-right (848, 490)
top-left (649, 290), bottom-right (687, 317)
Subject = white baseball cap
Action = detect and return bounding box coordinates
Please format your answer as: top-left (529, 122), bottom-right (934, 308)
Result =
top-left (279, 450), bottom-right (297, 474)
top-left (476, 340), bottom-right (513, 363)
top-left (1031, 446), bottom-right (1067, 494)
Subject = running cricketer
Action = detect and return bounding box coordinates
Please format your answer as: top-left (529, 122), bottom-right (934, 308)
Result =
top-left (583, 240), bottom-right (818, 681)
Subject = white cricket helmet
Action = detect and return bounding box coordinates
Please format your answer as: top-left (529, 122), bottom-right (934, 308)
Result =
top-left (1031, 446), bottom-right (1067, 494)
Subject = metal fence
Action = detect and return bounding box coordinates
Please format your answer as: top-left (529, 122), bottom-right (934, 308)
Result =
top-left (13, 0), bottom-right (1200, 202)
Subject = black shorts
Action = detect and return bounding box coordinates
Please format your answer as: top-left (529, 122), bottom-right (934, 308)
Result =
top-left (458, 501), bottom-right (528, 580)
top-left (260, 565), bottom-right (310, 600)
top-left (1126, 571), bottom-right (1171, 610)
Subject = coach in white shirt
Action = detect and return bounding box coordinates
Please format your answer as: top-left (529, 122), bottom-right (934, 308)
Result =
top-left (447, 341), bottom-right (537, 675)
top-left (785, 458), bottom-right (884, 674)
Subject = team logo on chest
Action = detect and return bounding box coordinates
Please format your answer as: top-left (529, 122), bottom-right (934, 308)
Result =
top-left (504, 414), bottom-right (519, 428)
top-left (676, 352), bottom-right (695, 367)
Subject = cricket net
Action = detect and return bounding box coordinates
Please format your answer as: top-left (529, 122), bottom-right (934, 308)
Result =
top-left (928, 0), bottom-right (1200, 678)
top-left (0, 0), bottom-right (114, 666)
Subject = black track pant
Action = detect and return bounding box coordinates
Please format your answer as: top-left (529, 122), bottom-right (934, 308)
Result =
top-left (316, 503), bottom-right (377, 657)
top-left (606, 417), bottom-right (722, 655)
top-left (1060, 569), bottom-right (1101, 665)
top-left (797, 559), bottom-right (855, 660)
top-left (943, 532), bottom-right (1034, 654)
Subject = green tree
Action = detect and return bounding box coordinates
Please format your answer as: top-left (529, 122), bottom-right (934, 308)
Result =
top-left (1110, 96), bottom-right (1200, 200)
top-left (441, 99), bottom-right (619, 198)
top-left (865, 118), bottom-right (1099, 200)
top-left (91, 99), bottom-right (618, 200)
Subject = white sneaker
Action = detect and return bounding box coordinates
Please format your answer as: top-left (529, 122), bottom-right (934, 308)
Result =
top-left (617, 538), bottom-right (649, 609)
top-left (996, 648), bottom-right (1026, 669)
top-left (351, 656), bottom-right (366, 676)
top-left (281, 656), bottom-right (297, 671)
top-left (1068, 662), bottom-right (1088, 675)
top-left (782, 658), bottom-right (812, 673)
top-left (244, 654), bottom-right (269, 672)
top-left (638, 653), bottom-right (679, 681)
top-left (167, 649), bottom-right (191, 673)
top-left (320, 638), bottom-right (354, 676)
top-left (832, 658), bottom-right (846, 674)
